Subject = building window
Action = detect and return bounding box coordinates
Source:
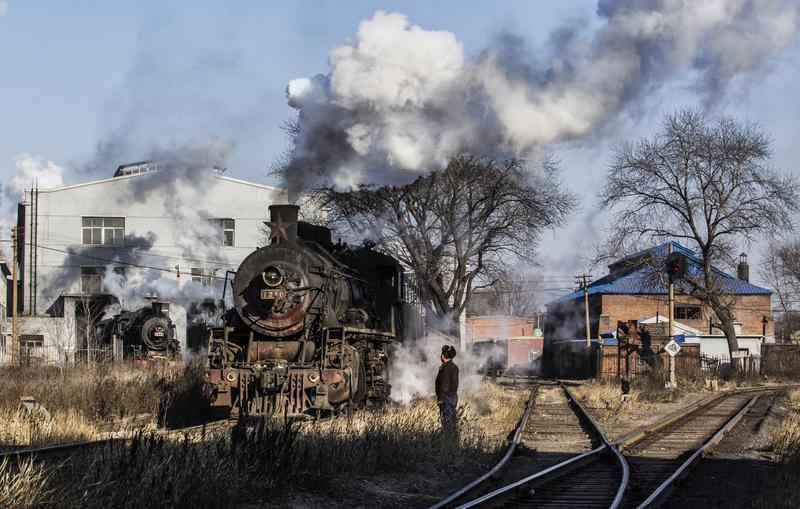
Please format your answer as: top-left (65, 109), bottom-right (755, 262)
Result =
top-left (81, 267), bottom-right (125, 293)
top-left (675, 306), bottom-right (702, 320)
top-left (212, 219), bottom-right (235, 247)
top-left (191, 268), bottom-right (217, 287)
top-left (19, 335), bottom-right (44, 362)
top-left (82, 217), bottom-right (125, 246)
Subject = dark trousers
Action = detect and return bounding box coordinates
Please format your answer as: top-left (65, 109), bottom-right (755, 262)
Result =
top-left (438, 394), bottom-right (458, 432)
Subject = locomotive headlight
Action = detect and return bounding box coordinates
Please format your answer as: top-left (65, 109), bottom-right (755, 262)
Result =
top-left (263, 266), bottom-right (283, 287)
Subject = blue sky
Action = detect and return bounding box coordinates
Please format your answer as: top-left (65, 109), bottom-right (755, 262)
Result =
top-left (1, 1), bottom-right (799, 292)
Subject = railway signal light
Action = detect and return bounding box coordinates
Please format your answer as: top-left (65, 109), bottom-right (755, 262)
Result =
top-left (665, 252), bottom-right (687, 280)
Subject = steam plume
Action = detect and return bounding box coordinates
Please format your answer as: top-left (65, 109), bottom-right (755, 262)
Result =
top-left (1, 153), bottom-right (64, 232)
top-left (285, 3), bottom-right (798, 197)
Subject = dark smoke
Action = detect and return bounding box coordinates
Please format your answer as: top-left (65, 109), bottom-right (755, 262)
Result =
top-left (284, 3), bottom-right (798, 197)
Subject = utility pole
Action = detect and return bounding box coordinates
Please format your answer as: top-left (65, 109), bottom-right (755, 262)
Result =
top-left (576, 274), bottom-right (592, 347)
top-left (11, 227), bottom-right (19, 365)
top-left (668, 243), bottom-right (676, 389)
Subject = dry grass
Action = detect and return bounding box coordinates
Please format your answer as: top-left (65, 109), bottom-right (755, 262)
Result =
top-left (461, 382), bottom-right (529, 446)
top-left (0, 378), bottom-right (525, 508)
top-left (570, 373), bottom-right (713, 440)
top-left (0, 457), bottom-right (52, 509)
top-left (0, 362), bottom-right (194, 449)
top-left (757, 396), bottom-right (800, 509)
top-left (0, 409), bottom-right (99, 448)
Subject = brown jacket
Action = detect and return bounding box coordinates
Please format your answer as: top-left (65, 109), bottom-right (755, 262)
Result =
top-left (435, 360), bottom-right (459, 400)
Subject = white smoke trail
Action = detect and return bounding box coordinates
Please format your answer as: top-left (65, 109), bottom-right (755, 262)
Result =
top-left (285, 3), bottom-right (799, 196)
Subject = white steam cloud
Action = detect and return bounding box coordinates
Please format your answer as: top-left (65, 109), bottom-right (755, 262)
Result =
top-left (1, 153), bottom-right (65, 232)
top-left (285, 3), bottom-right (798, 196)
top-left (3, 153), bottom-right (64, 203)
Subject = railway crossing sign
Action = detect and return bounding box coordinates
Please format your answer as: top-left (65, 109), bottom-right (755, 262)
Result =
top-left (664, 339), bottom-right (681, 357)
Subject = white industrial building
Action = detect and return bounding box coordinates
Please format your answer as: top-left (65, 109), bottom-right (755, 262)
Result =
top-left (9, 161), bottom-right (286, 364)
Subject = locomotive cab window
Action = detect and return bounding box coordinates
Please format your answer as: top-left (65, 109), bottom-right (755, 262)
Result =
top-left (82, 217), bottom-right (125, 246)
top-left (211, 218), bottom-right (235, 247)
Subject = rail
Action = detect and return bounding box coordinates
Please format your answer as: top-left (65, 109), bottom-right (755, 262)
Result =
top-left (446, 382), bottom-right (798, 509)
top-left (0, 418), bottom-right (234, 461)
top-left (449, 381), bottom-right (626, 509)
top-left (428, 384), bottom-right (539, 509)
top-left (635, 394), bottom-right (761, 508)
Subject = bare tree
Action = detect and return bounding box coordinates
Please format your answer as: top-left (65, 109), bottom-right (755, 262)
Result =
top-left (762, 238), bottom-right (800, 341)
top-left (599, 109), bottom-right (799, 357)
top-left (323, 155), bottom-right (575, 333)
top-left (469, 266), bottom-right (544, 318)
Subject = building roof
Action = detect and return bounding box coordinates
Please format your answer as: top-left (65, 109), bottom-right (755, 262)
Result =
top-left (27, 165), bottom-right (285, 195)
top-left (548, 241), bottom-right (770, 306)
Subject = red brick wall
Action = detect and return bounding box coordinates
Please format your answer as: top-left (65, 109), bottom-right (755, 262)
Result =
top-left (507, 338), bottom-right (544, 367)
top-left (467, 315), bottom-right (536, 342)
top-left (600, 294), bottom-right (773, 336)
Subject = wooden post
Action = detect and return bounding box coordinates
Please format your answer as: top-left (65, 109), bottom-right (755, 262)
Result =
top-left (11, 227), bottom-right (19, 365)
top-left (668, 243), bottom-right (676, 389)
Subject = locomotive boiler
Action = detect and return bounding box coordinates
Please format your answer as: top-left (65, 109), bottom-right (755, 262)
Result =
top-left (94, 300), bottom-right (180, 361)
top-left (204, 204), bottom-right (420, 419)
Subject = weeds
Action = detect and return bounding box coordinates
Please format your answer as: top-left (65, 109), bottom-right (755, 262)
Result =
top-left (0, 457), bottom-right (52, 509)
top-left (8, 391), bottom-right (503, 508)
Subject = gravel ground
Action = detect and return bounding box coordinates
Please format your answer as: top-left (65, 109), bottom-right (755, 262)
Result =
top-left (667, 392), bottom-right (794, 508)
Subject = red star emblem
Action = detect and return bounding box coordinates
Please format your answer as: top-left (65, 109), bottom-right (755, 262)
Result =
top-left (266, 213), bottom-right (291, 242)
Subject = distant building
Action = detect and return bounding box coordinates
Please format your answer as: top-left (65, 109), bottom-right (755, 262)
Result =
top-left (544, 242), bottom-right (774, 377)
top-left (465, 315), bottom-right (543, 374)
top-left (545, 242), bottom-right (772, 340)
top-left (8, 162), bottom-right (286, 364)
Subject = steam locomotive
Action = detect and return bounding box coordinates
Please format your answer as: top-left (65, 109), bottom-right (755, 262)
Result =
top-left (94, 300), bottom-right (180, 361)
top-left (204, 204), bottom-right (420, 419)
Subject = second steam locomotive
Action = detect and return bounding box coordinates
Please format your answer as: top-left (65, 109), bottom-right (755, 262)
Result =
top-left (94, 300), bottom-right (180, 361)
top-left (204, 204), bottom-right (419, 418)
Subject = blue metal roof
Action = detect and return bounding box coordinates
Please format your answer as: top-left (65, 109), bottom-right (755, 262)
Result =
top-left (549, 241), bottom-right (770, 305)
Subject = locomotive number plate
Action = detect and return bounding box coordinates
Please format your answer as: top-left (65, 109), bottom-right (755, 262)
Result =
top-left (153, 331), bottom-right (164, 337)
top-left (261, 289), bottom-right (286, 300)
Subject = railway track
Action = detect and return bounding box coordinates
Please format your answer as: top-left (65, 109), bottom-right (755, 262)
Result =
top-left (0, 418), bottom-right (235, 463)
top-left (430, 381), bottom-right (624, 509)
top-left (431, 383), bottom-right (795, 509)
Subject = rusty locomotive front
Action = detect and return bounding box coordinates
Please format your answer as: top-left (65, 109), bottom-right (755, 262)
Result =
top-left (204, 204), bottom-right (418, 418)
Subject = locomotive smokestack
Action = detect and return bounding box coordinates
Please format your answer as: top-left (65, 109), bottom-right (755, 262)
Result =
top-left (267, 204), bottom-right (300, 244)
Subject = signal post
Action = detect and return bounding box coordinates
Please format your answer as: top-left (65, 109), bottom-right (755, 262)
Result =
top-left (664, 244), bottom-right (687, 390)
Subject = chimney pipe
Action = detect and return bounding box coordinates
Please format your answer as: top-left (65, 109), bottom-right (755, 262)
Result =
top-left (737, 252), bottom-right (749, 282)
top-left (267, 204), bottom-right (300, 244)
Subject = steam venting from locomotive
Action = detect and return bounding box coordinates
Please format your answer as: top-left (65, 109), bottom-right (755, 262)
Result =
top-left (284, 3), bottom-right (798, 197)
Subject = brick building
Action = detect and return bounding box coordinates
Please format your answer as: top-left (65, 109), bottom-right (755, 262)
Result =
top-left (544, 242), bottom-right (773, 376)
top-left (545, 242), bottom-right (772, 340)
top-left (465, 315), bottom-right (543, 374)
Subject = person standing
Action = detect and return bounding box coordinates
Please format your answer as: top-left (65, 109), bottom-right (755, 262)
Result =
top-left (435, 344), bottom-right (459, 432)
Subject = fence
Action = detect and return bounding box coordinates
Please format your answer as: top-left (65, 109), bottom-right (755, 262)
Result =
top-left (0, 346), bottom-right (117, 367)
top-left (700, 354), bottom-right (761, 378)
top-left (598, 343), bottom-right (702, 379)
